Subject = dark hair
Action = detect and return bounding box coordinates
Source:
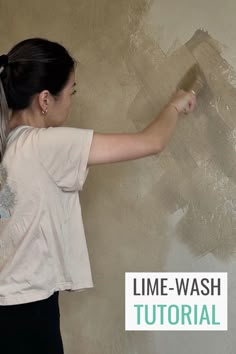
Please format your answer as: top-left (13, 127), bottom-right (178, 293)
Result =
top-left (0, 37), bottom-right (76, 163)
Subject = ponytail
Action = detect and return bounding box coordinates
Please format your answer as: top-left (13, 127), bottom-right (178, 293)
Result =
top-left (0, 74), bottom-right (16, 207)
top-left (0, 71), bottom-right (9, 163)
top-left (0, 54), bottom-right (10, 193)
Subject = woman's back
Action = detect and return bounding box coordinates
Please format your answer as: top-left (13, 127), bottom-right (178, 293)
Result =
top-left (0, 125), bottom-right (94, 305)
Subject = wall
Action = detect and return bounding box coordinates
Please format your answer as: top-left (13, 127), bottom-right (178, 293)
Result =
top-left (1, 1), bottom-right (236, 353)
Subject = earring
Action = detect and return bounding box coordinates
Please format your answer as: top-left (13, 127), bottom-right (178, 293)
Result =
top-left (41, 109), bottom-right (48, 115)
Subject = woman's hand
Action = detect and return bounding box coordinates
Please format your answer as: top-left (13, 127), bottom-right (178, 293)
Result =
top-left (169, 89), bottom-right (197, 115)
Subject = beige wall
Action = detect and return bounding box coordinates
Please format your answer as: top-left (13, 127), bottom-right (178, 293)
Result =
top-left (1, 1), bottom-right (236, 353)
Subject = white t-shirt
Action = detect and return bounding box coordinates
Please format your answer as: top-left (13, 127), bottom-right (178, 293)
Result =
top-left (0, 125), bottom-right (94, 305)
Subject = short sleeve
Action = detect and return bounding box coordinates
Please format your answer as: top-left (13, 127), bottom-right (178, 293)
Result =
top-left (34, 126), bottom-right (94, 192)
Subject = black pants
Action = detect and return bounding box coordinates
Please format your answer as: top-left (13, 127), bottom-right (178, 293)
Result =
top-left (0, 291), bottom-right (64, 354)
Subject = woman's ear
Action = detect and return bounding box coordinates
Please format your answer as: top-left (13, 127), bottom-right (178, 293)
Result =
top-left (38, 90), bottom-right (49, 112)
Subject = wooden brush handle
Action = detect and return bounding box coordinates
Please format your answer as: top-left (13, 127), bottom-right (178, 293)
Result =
top-left (189, 76), bottom-right (204, 96)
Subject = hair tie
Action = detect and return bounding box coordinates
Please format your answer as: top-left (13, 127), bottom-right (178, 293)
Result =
top-left (0, 54), bottom-right (9, 74)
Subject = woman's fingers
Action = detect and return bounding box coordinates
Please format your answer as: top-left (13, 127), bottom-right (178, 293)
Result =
top-left (171, 90), bottom-right (197, 115)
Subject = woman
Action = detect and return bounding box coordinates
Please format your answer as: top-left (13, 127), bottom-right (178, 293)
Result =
top-left (0, 38), bottom-right (196, 353)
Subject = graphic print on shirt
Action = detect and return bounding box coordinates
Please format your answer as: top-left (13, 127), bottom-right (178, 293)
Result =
top-left (0, 164), bottom-right (17, 269)
top-left (0, 163), bottom-right (16, 219)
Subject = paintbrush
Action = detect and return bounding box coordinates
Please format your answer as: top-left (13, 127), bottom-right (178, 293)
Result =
top-left (177, 63), bottom-right (205, 96)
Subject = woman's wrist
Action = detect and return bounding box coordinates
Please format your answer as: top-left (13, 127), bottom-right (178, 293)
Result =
top-left (167, 103), bottom-right (180, 115)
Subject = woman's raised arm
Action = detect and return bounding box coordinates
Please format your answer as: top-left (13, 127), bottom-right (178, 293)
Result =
top-left (88, 90), bottom-right (196, 166)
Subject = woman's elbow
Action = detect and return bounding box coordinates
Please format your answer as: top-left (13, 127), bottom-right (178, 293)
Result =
top-left (137, 131), bottom-right (164, 156)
